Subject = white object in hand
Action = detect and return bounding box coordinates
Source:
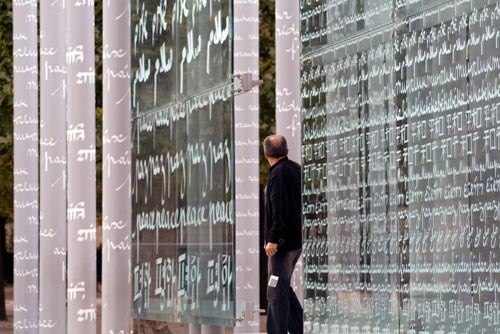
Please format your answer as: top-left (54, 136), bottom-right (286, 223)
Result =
top-left (268, 275), bottom-right (279, 288)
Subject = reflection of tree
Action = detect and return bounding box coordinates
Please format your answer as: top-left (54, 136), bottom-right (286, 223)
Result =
top-left (131, 0), bottom-right (231, 112)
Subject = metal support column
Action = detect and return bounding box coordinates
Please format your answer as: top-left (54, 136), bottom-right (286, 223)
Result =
top-left (12, 0), bottom-right (39, 331)
top-left (66, 0), bottom-right (97, 332)
top-left (234, 0), bottom-right (260, 332)
top-left (102, 0), bottom-right (132, 332)
top-left (39, 0), bottom-right (67, 331)
top-left (275, 0), bottom-right (303, 304)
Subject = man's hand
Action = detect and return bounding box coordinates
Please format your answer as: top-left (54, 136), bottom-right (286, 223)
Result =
top-left (265, 242), bottom-right (278, 257)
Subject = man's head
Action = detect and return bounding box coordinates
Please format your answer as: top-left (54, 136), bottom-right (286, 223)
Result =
top-left (263, 135), bottom-right (288, 165)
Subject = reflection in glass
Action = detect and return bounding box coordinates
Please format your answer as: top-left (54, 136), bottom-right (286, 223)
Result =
top-left (131, 0), bottom-right (235, 326)
top-left (302, 0), bottom-right (500, 332)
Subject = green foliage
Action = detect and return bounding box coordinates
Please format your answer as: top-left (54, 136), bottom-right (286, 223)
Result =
top-left (96, 107), bottom-right (102, 225)
top-left (0, 0), bottom-right (272, 218)
top-left (0, 0), bottom-right (13, 219)
top-left (95, 1), bottom-right (103, 225)
top-left (95, 0), bottom-right (103, 111)
top-left (259, 0), bottom-right (276, 185)
top-left (0, 1), bottom-right (103, 222)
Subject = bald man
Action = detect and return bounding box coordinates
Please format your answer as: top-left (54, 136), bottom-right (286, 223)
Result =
top-left (263, 134), bottom-right (303, 334)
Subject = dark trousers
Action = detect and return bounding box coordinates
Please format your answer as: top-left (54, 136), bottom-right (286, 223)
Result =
top-left (267, 249), bottom-right (303, 334)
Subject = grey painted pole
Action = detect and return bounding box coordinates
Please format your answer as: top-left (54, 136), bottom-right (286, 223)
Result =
top-left (12, 0), bottom-right (39, 332)
top-left (102, 0), bottom-right (132, 333)
top-left (275, 0), bottom-right (301, 162)
top-left (39, 0), bottom-right (67, 332)
top-left (66, 0), bottom-right (97, 332)
top-left (234, 0), bottom-right (260, 332)
top-left (275, 0), bottom-right (303, 304)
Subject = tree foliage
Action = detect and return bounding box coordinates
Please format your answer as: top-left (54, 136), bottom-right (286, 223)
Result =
top-left (0, 0), bottom-right (13, 220)
top-left (0, 0), bottom-right (271, 225)
top-left (0, 0), bottom-right (275, 318)
top-left (259, 0), bottom-right (276, 186)
top-left (0, 0), bottom-right (103, 221)
top-left (95, 1), bottom-right (103, 225)
top-left (0, 0), bottom-right (13, 320)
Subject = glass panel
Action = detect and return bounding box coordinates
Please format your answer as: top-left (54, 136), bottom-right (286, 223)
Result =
top-left (300, 0), bottom-right (393, 54)
top-left (131, 0), bottom-right (235, 326)
top-left (468, 4), bottom-right (500, 332)
top-left (302, 0), bottom-right (500, 332)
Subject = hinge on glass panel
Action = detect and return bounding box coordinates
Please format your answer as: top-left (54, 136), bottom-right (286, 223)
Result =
top-left (234, 73), bottom-right (263, 94)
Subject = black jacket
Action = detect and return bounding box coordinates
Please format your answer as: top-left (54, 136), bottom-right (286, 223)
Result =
top-left (265, 157), bottom-right (302, 252)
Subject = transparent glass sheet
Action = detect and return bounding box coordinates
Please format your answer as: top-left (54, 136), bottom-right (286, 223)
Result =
top-left (301, 0), bottom-right (500, 332)
top-left (131, 0), bottom-right (235, 326)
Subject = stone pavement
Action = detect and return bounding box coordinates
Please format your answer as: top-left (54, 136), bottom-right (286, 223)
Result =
top-left (0, 285), bottom-right (266, 334)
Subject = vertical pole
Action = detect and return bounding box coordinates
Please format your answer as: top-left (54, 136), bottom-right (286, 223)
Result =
top-left (12, 0), bottom-right (39, 331)
top-left (275, 0), bottom-right (303, 303)
top-left (66, 0), bottom-right (96, 332)
top-left (234, 0), bottom-right (260, 332)
top-left (275, 0), bottom-right (301, 162)
top-left (102, 0), bottom-right (132, 333)
top-left (39, 0), bottom-right (67, 332)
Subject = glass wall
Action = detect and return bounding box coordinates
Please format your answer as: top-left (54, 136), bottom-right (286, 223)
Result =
top-left (131, 0), bottom-right (235, 326)
top-left (301, 0), bottom-right (500, 332)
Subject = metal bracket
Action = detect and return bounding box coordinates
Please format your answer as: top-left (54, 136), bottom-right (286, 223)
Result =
top-left (234, 73), bottom-right (263, 94)
top-left (235, 302), bottom-right (266, 322)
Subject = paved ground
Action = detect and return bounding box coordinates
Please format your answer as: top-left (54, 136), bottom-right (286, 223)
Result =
top-left (0, 285), bottom-right (266, 333)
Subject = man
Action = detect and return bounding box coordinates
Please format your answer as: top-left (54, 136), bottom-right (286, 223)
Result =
top-left (263, 134), bottom-right (303, 334)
